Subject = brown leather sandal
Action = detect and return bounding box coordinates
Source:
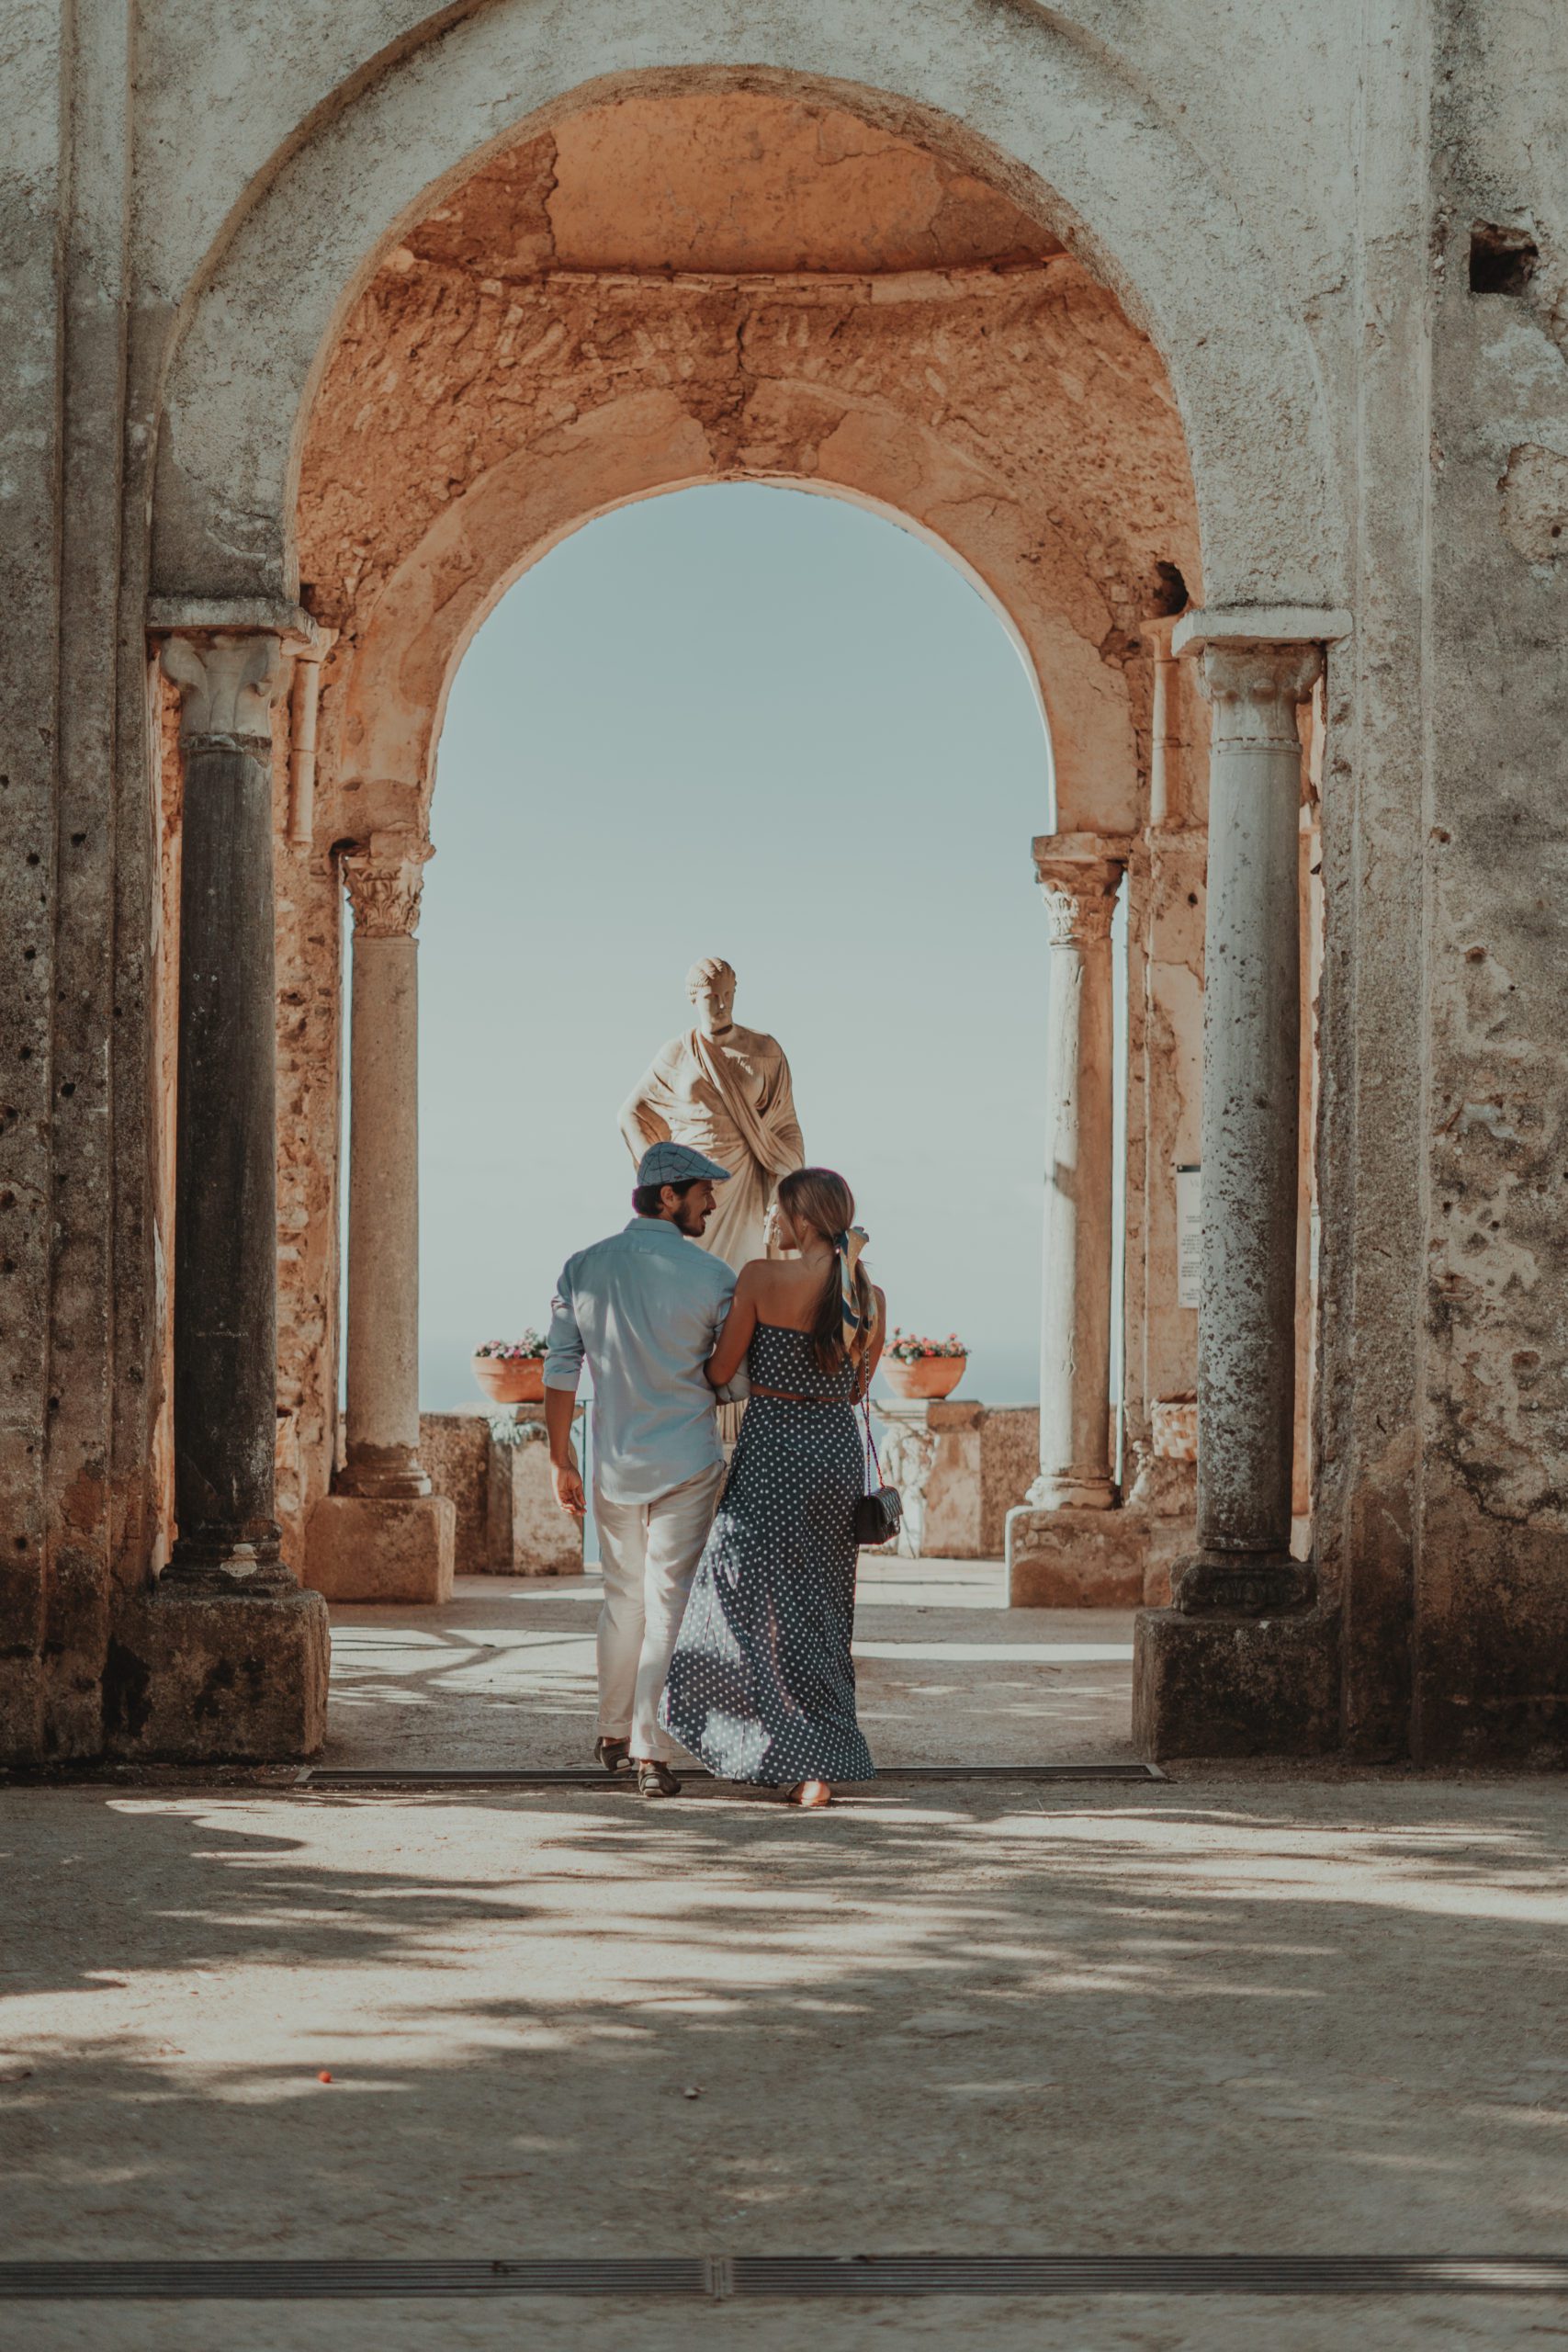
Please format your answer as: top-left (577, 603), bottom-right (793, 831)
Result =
top-left (636, 1759), bottom-right (682, 1798)
top-left (593, 1736), bottom-right (631, 1774)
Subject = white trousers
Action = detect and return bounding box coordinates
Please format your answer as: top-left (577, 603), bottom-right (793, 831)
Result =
top-left (593, 1465), bottom-right (723, 1760)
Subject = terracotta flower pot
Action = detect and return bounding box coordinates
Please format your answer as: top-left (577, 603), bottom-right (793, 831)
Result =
top-left (472, 1353), bottom-right (545, 1405)
top-left (882, 1354), bottom-right (966, 1401)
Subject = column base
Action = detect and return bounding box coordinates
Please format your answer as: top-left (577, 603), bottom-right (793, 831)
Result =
top-left (1025, 1472), bottom-right (1117, 1512)
top-left (1006, 1506), bottom-right (1147, 1607)
top-left (166, 1525), bottom-right (287, 1583)
top-left (1134, 1597), bottom-right (1340, 1760)
top-left (1171, 1548), bottom-right (1315, 1616)
top-left (105, 1582), bottom-right (330, 1761)
top-left (305, 1494), bottom-right (456, 1603)
top-left (337, 1443), bottom-right (432, 1499)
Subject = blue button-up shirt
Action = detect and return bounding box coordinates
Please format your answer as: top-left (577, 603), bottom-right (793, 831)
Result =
top-left (544, 1218), bottom-right (738, 1504)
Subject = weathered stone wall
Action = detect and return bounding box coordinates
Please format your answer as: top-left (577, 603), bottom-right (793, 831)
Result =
top-left (1412, 0), bottom-right (1568, 1759)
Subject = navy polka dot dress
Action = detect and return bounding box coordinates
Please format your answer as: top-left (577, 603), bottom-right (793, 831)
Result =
top-left (660, 1323), bottom-right (875, 1786)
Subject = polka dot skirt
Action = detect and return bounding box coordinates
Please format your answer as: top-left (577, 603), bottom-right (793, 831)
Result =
top-left (661, 1323), bottom-right (875, 1786)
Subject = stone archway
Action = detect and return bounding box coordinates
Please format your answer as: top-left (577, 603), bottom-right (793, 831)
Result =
top-left (146, 40), bottom-right (1346, 1762)
top-left (240, 82), bottom-right (1201, 1624)
top-left (151, 9), bottom-right (1341, 611)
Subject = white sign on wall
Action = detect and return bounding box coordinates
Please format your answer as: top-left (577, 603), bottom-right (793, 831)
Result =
top-left (1176, 1163), bottom-right (1201, 1310)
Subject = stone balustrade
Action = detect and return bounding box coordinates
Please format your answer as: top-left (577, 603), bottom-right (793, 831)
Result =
top-left (420, 1407), bottom-right (586, 1577)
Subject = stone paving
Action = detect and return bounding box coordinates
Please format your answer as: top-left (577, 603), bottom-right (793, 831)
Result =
top-left (5, 1566), bottom-right (1568, 2349)
top-left (324, 1560), bottom-right (1139, 1770)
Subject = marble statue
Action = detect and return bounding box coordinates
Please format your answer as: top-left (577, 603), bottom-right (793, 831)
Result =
top-left (618, 957), bottom-right (806, 1272)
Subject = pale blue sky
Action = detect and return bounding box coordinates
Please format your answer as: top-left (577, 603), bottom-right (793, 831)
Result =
top-left (411, 481), bottom-right (1056, 1409)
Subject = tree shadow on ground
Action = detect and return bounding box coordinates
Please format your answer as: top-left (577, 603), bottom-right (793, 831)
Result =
top-left (4, 1781), bottom-right (1568, 2260)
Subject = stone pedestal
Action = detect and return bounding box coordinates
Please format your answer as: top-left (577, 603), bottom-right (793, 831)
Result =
top-left (1134, 1604), bottom-right (1340, 1758)
top-left (485, 1408), bottom-right (585, 1576)
top-left (306, 1494), bottom-right (456, 1604)
top-left (1006, 1507), bottom-right (1147, 1607)
top-left (105, 1584), bottom-right (330, 1761)
top-left (872, 1400), bottom-right (1039, 1559)
top-left (418, 1413), bottom-right (491, 1572)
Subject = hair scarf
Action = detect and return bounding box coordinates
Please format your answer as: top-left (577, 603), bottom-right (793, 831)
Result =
top-left (834, 1227), bottom-right (871, 1357)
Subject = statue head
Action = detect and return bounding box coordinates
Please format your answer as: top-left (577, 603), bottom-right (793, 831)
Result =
top-left (686, 956), bottom-right (737, 1038)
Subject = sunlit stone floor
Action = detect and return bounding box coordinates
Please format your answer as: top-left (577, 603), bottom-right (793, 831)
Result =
top-left (323, 1560), bottom-right (1138, 1772)
top-left (6, 1563), bottom-right (1567, 2351)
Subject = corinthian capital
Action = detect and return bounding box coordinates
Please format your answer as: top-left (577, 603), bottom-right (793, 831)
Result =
top-left (1032, 834), bottom-right (1127, 947)
top-left (159, 632), bottom-right (287, 750)
top-left (342, 834), bottom-right (434, 938)
top-left (1195, 642), bottom-right (1323, 749)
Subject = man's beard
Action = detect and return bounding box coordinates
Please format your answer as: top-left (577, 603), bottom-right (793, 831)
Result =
top-left (676, 1201), bottom-right (709, 1238)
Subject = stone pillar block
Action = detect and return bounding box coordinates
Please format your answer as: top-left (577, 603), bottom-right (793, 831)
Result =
top-left (105, 1585), bottom-right (330, 1761)
top-left (1005, 1507), bottom-right (1148, 1607)
top-left (977, 1407), bottom-right (1041, 1557)
top-left (419, 1412), bottom-right (491, 1572)
top-left (1133, 1604), bottom-right (1340, 1759)
top-left (486, 1409), bottom-right (585, 1575)
top-left (872, 1401), bottom-right (1042, 1559)
top-left (305, 1494), bottom-right (456, 1603)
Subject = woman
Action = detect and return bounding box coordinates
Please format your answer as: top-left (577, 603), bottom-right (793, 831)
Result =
top-left (660, 1167), bottom-right (886, 1806)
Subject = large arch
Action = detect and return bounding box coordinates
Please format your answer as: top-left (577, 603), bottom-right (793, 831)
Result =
top-left (150, 3), bottom-right (1341, 611)
top-left (331, 412), bottom-right (1128, 842)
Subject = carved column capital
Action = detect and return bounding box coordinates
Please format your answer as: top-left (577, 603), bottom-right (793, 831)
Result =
top-left (1032, 834), bottom-right (1127, 945)
top-left (158, 632), bottom-right (288, 753)
top-left (1194, 641), bottom-right (1323, 749)
top-left (342, 834), bottom-right (434, 938)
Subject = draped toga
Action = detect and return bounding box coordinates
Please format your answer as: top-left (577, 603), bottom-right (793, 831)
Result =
top-left (619, 1023), bottom-right (805, 1273)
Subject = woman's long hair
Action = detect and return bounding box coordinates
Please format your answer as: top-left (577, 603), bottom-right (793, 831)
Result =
top-left (776, 1167), bottom-right (875, 1375)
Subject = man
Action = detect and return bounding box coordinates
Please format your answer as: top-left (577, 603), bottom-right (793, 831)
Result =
top-left (544, 1142), bottom-right (739, 1799)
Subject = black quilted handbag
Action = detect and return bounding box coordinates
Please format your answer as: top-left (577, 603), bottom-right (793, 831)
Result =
top-left (852, 1389), bottom-right (903, 1549)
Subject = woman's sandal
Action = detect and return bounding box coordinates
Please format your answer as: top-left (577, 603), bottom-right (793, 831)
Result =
top-left (593, 1736), bottom-right (631, 1774)
top-left (786, 1780), bottom-right (833, 1808)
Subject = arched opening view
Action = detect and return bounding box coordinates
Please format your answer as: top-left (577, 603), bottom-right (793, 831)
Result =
top-left (258, 81), bottom-right (1280, 1773)
top-left (324, 481), bottom-right (1125, 1761)
top-left (142, 63), bottom-right (1331, 1773)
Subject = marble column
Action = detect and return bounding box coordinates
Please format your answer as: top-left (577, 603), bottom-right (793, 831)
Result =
top-left (307, 833), bottom-right (454, 1603)
top-left (339, 835), bottom-right (433, 1498)
top-left (1134, 606), bottom-right (1348, 1762)
top-left (1028, 837), bottom-right (1126, 1511)
top-left (1008, 831), bottom-right (1145, 1607)
top-left (1174, 633), bottom-right (1323, 1611)
top-left (157, 628), bottom-right (295, 1585)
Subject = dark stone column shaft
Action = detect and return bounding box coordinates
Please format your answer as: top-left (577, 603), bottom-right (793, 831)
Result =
top-left (159, 632), bottom-right (292, 1586)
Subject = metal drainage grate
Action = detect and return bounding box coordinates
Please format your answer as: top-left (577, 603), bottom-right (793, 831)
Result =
top-left (299, 1762), bottom-right (1165, 1790)
top-left (4, 2257), bottom-right (1566, 2301)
